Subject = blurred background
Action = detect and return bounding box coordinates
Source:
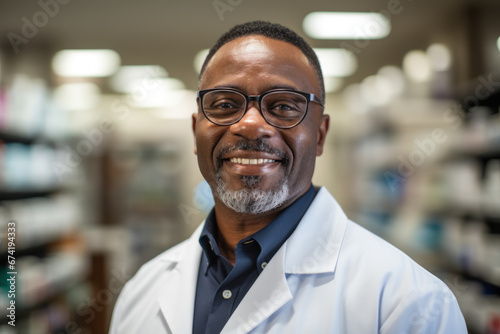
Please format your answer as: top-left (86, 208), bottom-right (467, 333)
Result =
top-left (0, 0), bottom-right (499, 333)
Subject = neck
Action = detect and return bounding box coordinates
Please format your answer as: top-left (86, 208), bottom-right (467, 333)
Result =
top-left (213, 202), bottom-right (280, 265)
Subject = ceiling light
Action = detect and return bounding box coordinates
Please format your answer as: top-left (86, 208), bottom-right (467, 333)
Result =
top-left (402, 50), bottom-right (432, 83)
top-left (360, 75), bottom-right (393, 106)
top-left (314, 48), bottom-right (357, 77)
top-left (132, 78), bottom-right (186, 109)
top-left (194, 49), bottom-right (210, 74)
top-left (426, 44), bottom-right (452, 71)
top-left (52, 49), bottom-right (120, 77)
top-left (110, 65), bottom-right (168, 93)
top-left (497, 36), bottom-right (500, 52)
top-left (324, 77), bottom-right (344, 93)
top-left (154, 91), bottom-right (197, 119)
top-left (377, 66), bottom-right (405, 97)
top-left (342, 84), bottom-right (370, 113)
top-left (303, 12), bottom-right (391, 40)
top-left (54, 82), bottom-right (101, 111)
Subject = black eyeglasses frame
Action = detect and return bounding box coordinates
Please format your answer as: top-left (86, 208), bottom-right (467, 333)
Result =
top-left (196, 88), bottom-right (324, 129)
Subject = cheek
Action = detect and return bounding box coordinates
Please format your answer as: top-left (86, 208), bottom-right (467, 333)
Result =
top-left (287, 125), bottom-right (318, 162)
top-left (195, 122), bottom-right (225, 175)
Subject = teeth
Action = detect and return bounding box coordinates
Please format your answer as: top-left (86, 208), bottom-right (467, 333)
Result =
top-left (229, 158), bottom-right (276, 164)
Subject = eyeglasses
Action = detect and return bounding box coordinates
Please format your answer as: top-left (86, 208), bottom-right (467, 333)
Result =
top-left (196, 88), bottom-right (324, 129)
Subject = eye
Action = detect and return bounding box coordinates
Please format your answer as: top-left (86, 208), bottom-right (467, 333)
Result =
top-left (267, 101), bottom-right (302, 117)
top-left (213, 101), bottom-right (238, 109)
top-left (271, 103), bottom-right (296, 111)
top-left (263, 92), bottom-right (306, 118)
top-left (204, 98), bottom-right (242, 118)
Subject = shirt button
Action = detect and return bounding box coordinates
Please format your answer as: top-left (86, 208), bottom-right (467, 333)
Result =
top-left (261, 262), bottom-right (268, 270)
top-left (222, 290), bottom-right (232, 299)
top-left (208, 240), bottom-right (214, 251)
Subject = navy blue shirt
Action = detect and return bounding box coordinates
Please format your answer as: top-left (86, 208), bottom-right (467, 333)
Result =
top-left (193, 185), bottom-right (317, 334)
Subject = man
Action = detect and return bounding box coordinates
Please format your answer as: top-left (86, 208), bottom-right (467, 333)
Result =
top-left (109, 21), bottom-right (467, 333)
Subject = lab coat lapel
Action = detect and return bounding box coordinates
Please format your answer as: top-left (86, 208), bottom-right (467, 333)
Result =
top-left (157, 224), bottom-right (204, 334)
top-left (222, 187), bottom-right (348, 333)
top-left (284, 187), bottom-right (348, 274)
top-left (221, 244), bottom-right (292, 334)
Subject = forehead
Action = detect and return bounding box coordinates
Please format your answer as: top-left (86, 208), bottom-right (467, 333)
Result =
top-left (200, 35), bottom-right (319, 95)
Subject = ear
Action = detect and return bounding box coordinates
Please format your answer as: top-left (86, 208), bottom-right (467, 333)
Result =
top-left (316, 114), bottom-right (330, 156)
top-left (192, 113), bottom-right (198, 155)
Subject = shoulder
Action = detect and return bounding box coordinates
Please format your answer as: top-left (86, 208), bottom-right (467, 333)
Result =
top-left (132, 237), bottom-right (192, 281)
top-left (341, 220), bottom-right (441, 287)
top-left (112, 225), bottom-right (202, 308)
top-left (339, 221), bottom-right (466, 332)
top-left (109, 228), bottom-right (202, 333)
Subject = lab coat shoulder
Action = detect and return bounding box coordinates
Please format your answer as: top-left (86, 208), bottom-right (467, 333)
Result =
top-left (240, 187), bottom-right (466, 333)
top-left (338, 221), bottom-right (467, 333)
top-left (109, 225), bottom-right (203, 334)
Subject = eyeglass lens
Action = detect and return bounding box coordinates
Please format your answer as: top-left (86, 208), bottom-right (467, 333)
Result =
top-left (202, 90), bottom-right (308, 127)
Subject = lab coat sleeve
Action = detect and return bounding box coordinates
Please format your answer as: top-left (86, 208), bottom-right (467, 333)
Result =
top-left (379, 281), bottom-right (467, 334)
top-left (108, 281), bottom-right (130, 334)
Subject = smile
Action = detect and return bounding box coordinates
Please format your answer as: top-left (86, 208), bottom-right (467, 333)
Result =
top-left (229, 158), bottom-right (277, 165)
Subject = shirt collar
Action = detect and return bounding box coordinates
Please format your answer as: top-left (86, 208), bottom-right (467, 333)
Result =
top-left (199, 209), bottom-right (223, 267)
top-left (199, 184), bottom-right (317, 273)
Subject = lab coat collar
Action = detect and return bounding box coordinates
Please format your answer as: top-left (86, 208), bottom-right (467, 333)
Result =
top-left (283, 186), bottom-right (348, 274)
top-left (222, 187), bottom-right (348, 333)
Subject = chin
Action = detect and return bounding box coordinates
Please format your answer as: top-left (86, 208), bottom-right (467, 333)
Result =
top-left (215, 173), bottom-right (290, 214)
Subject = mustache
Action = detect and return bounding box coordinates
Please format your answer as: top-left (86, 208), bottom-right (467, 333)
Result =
top-left (216, 139), bottom-right (289, 170)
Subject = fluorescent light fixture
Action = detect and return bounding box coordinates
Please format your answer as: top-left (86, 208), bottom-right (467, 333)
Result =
top-left (426, 44), bottom-right (451, 71)
top-left (314, 48), bottom-right (357, 77)
top-left (342, 84), bottom-right (370, 113)
top-left (194, 49), bottom-right (210, 74)
top-left (324, 77), bottom-right (344, 93)
top-left (156, 78), bottom-right (185, 90)
top-left (377, 66), bottom-right (405, 97)
top-left (54, 82), bottom-right (101, 111)
top-left (131, 78), bottom-right (186, 109)
top-left (360, 75), bottom-right (393, 106)
top-left (496, 36), bottom-right (500, 52)
top-left (303, 12), bottom-right (391, 39)
top-left (403, 50), bottom-right (432, 83)
top-left (52, 49), bottom-right (120, 77)
top-left (153, 91), bottom-right (197, 119)
top-left (110, 65), bottom-right (168, 93)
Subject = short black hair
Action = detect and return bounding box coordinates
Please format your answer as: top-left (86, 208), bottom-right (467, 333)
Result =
top-left (199, 21), bottom-right (325, 103)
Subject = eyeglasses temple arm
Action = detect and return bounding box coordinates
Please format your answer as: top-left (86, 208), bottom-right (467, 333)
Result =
top-left (311, 94), bottom-right (324, 107)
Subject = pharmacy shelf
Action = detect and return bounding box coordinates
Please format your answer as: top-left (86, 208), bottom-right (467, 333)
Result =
top-left (0, 131), bottom-right (35, 145)
top-left (0, 188), bottom-right (60, 201)
top-left (0, 130), bottom-right (57, 146)
top-left (450, 143), bottom-right (500, 160)
top-left (0, 276), bottom-right (87, 326)
top-left (0, 231), bottom-right (77, 258)
top-left (1, 242), bottom-right (47, 259)
top-left (445, 266), bottom-right (500, 291)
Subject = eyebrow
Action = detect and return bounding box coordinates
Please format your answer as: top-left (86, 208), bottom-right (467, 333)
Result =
top-left (210, 84), bottom-right (300, 92)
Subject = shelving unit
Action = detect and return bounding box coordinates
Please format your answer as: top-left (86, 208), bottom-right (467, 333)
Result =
top-left (0, 48), bottom-right (91, 333)
top-left (343, 76), bottom-right (500, 332)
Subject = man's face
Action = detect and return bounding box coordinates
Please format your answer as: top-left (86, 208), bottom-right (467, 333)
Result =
top-left (193, 35), bottom-right (329, 214)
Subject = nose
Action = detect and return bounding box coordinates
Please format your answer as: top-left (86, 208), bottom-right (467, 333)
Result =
top-left (228, 102), bottom-right (276, 140)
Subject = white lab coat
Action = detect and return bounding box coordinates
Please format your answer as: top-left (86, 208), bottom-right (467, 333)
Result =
top-left (109, 187), bottom-right (467, 334)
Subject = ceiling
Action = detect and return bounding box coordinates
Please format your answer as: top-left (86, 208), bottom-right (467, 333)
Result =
top-left (1, 0), bottom-right (499, 91)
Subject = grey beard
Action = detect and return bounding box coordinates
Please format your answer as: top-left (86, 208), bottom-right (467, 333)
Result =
top-left (215, 172), bottom-right (289, 214)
